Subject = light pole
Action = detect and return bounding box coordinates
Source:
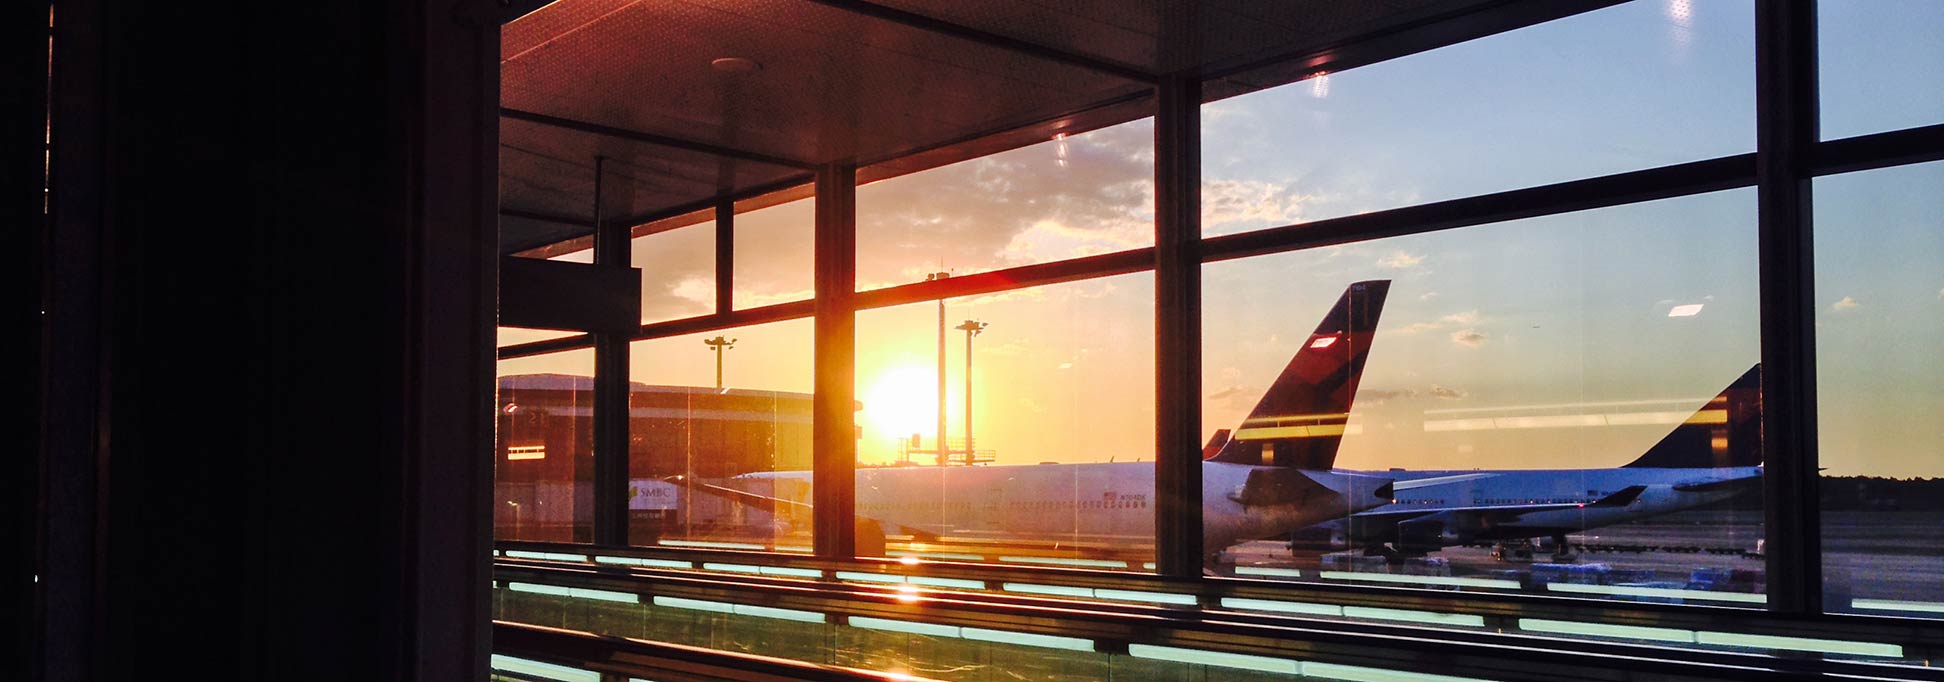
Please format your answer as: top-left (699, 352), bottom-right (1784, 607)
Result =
top-left (926, 272), bottom-right (950, 465)
top-left (703, 336), bottom-right (736, 389)
top-left (954, 319), bottom-right (987, 465)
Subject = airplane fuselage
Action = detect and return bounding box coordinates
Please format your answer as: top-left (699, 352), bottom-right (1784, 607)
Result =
top-left (1324, 465), bottom-right (1762, 553)
top-left (748, 460), bottom-right (1392, 558)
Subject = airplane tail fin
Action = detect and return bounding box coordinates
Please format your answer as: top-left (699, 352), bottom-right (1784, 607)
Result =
top-left (1623, 365), bottom-right (1762, 469)
top-left (1206, 280), bottom-right (1390, 469)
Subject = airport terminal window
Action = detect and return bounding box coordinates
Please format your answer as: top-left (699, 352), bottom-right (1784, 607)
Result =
top-left (632, 220), bottom-right (716, 323)
top-left (499, 325), bottom-right (580, 347)
top-left (1200, 0), bottom-right (1754, 237)
top-left (851, 274), bottom-right (1156, 569)
top-left (1201, 189), bottom-right (1767, 603)
top-left (1818, 0), bottom-right (1944, 141)
top-left (1814, 160), bottom-right (1944, 618)
top-left (854, 117), bottom-right (1154, 291)
top-left (732, 193), bottom-right (815, 309)
top-left (496, 348), bottom-right (598, 543)
top-left (626, 319), bottom-right (815, 552)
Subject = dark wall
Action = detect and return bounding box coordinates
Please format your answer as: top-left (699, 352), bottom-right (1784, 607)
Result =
top-left (7, 4), bottom-right (49, 681)
top-left (38, 1), bottom-right (496, 680)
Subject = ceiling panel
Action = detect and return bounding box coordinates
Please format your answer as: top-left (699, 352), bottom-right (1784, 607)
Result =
top-left (503, 0), bottom-right (1149, 166)
top-left (499, 0), bottom-right (1586, 252)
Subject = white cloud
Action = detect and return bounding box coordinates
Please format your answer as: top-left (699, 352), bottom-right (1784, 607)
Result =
top-left (1936, 287), bottom-right (1943, 300)
top-left (1450, 329), bottom-right (1487, 348)
top-left (1419, 291), bottom-right (1440, 301)
top-left (1377, 250), bottom-right (1425, 269)
top-left (1831, 296), bottom-right (1860, 312)
top-left (1201, 178), bottom-right (1314, 230)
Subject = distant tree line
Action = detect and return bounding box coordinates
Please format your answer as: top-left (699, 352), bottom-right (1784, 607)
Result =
top-left (1820, 476), bottom-right (1944, 512)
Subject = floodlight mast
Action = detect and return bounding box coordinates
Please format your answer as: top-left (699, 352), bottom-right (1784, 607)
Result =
top-left (954, 319), bottom-right (987, 465)
top-left (703, 336), bottom-right (736, 389)
top-left (927, 271), bottom-right (950, 465)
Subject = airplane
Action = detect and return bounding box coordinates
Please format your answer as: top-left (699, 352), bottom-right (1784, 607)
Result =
top-left (1291, 364), bottom-right (1765, 561)
top-left (719, 281), bottom-right (1401, 562)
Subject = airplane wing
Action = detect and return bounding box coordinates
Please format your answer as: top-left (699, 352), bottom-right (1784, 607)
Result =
top-left (679, 478), bottom-right (814, 515)
top-left (1349, 485), bottom-right (1647, 520)
top-left (1233, 467), bottom-right (1393, 507)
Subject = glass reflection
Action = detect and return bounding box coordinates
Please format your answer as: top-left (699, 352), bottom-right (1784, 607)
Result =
top-left (1204, 190), bottom-right (1766, 603)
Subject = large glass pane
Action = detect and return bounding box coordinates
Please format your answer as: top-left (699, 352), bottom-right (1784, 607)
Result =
top-left (627, 319), bottom-right (815, 551)
top-left (853, 274), bottom-right (1155, 569)
top-left (1815, 161), bottom-right (1944, 617)
top-left (634, 221), bottom-right (716, 323)
top-left (1202, 190), bottom-right (1765, 605)
top-left (1202, 0), bottom-right (1754, 236)
top-left (733, 194), bottom-right (815, 309)
top-left (1819, 0), bottom-right (1944, 140)
top-left (855, 118), bottom-right (1154, 291)
top-left (497, 349), bottom-right (597, 543)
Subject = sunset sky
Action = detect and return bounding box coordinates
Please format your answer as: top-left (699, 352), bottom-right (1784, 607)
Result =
top-left (502, 0), bottom-right (1942, 478)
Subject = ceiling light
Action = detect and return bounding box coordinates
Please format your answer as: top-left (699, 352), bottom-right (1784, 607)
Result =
top-left (710, 57), bottom-right (761, 73)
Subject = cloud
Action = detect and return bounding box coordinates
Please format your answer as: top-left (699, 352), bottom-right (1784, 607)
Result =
top-left (1377, 250), bottom-right (1425, 269)
top-left (1361, 388), bottom-right (1419, 401)
top-left (1392, 309), bottom-right (1482, 336)
top-left (1937, 288), bottom-right (1943, 300)
top-left (1206, 385), bottom-right (1258, 409)
top-left (1419, 291), bottom-right (1440, 301)
top-left (1202, 178), bottom-right (1314, 230)
top-left (1831, 296), bottom-right (1860, 312)
top-left (1450, 329), bottom-right (1487, 348)
top-left (1429, 385), bottom-right (1468, 400)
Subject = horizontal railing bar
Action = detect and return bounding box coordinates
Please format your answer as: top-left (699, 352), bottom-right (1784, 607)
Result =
top-left (494, 562), bottom-right (1942, 681)
top-left (494, 620), bottom-right (940, 682)
top-left (492, 541), bottom-right (1944, 657)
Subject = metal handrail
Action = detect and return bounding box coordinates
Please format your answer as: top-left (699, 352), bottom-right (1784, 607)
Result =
top-left (494, 621), bottom-right (943, 682)
top-left (493, 559), bottom-right (1944, 682)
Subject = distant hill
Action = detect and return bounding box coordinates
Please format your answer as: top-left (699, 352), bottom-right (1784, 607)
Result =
top-left (1821, 476), bottom-right (1944, 512)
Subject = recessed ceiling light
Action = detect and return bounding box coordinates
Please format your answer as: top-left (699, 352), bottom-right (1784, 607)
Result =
top-left (711, 57), bottom-right (761, 73)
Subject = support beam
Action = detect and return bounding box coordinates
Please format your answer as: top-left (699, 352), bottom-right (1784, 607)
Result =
top-left (502, 107), bottom-right (818, 170)
top-left (1153, 73), bottom-right (1203, 579)
top-left (799, 0), bottom-right (1155, 83)
top-left (715, 200), bottom-right (734, 314)
top-left (812, 164), bottom-right (858, 559)
top-left (592, 157), bottom-right (633, 546)
top-left (1755, 0), bottom-right (1820, 616)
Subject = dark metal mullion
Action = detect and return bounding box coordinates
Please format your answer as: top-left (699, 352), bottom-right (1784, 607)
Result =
top-left (1203, 154), bottom-right (1755, 263)
top-left (1809, 122), bottom-right (1944, 177)
top-left (592, 157), bottom-right (631, 547)
top-left (1154, 74), bottom-right (1203, 579)
top-left (812, 165), bottom-right (858, 560)
top-left (501, 154), bottom-right (1759, 361)
top-left (505, 173), bottom-right (815, 260)
top-left (715, 200), bottom-right (733, 314)
top-left (1754, 0), bottom-right (1821, 615)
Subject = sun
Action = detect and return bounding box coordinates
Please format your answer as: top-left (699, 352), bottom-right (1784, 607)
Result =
top-left (861, 364), bottom-right (938, 456)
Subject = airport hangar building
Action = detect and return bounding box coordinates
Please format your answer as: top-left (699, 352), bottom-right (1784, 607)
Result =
top-left (18, 1), bottom-right (1944, 681)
